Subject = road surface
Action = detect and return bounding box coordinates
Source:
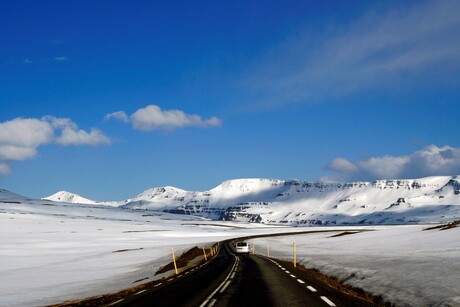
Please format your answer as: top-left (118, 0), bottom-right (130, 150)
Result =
top-left (114, 241), bottom-right (374, 307)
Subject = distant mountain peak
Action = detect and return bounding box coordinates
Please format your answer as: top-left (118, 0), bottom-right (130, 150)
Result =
top-left (41, 175), bottom-right (460, 226)
top-left (43, 191), bottom-right (97, 204)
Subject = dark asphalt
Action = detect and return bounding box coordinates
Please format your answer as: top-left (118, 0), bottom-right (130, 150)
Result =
top-left (116, 241), bottom-right (375, 307)
top-left (118, 243), bottom-right (233, 307)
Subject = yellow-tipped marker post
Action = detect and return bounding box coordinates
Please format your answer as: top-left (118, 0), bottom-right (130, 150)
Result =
top-left (171, 248), bottom-right (178, 275)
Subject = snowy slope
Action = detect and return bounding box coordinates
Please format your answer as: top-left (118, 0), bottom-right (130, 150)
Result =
top-left (44, 191), bottom-right (98, 205)
top-left (44, 176), bottom-right (460, 225)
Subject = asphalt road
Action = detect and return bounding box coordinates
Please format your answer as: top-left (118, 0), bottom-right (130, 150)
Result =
top-left (115, 241), bottom-right (374, 307)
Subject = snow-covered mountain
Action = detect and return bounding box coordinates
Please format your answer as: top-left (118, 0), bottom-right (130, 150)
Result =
top-left (41, 175), bottom-right (460, 226)
top-left (44, 191), bottom-right (98, 205)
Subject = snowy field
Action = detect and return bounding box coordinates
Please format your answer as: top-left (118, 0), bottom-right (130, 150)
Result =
top-left (249, 225), bottom-right (460, 306)
top-left (0, 192), bottom-right (295, 307)
top-left (2, 188), bottom-right (459, 307)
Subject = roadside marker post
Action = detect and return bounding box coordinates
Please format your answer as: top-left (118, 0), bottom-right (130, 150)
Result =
top-left (203, 247), bottom-right (208, 261)
top-left (293, 241), bottom-right (297, 268)
top-left (171, 248), bottom-right (178, 275)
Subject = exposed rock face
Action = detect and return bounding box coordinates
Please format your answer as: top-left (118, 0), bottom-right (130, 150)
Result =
top-left (43, 176), bottom-right (460, 226)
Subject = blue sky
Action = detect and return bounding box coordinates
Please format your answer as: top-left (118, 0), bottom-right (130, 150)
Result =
top-left (1, 0), bottom-right (460, 200)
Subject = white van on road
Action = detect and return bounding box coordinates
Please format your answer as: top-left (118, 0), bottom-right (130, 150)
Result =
top-left (235, 242), bottom-right (250, 254)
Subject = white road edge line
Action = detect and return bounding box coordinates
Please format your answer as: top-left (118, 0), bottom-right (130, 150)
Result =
top-left (208, 299), bottom-right (217, 307)
top-left (307, 286), bottom-right (317, 292)
top-left (107, 298), bottom-right (124, 306)
top-left (320, 296), bottom-right (336, 306)
top-left (220, 280), bottom-right (232, 293)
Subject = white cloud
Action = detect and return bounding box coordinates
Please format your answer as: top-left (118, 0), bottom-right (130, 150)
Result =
top-left (41, 116), bottom-right (111, 146)
top-left (0, 145), bottom-right (37, 161)
top-left (248, 0), bottom-right (460, 106)
top-left (23, 58), bottom-right (33, 64)
top-left (0, 118), bottom-right (55, 169)
top-left (327, 157), bottom-right (358, 173)
top-left (54, 56), bottom-right (67, 61)
top-left (204, 116), bottom-right (223, 127)
top-left (57, 127), bottom-right (111, 146)
top-left (0, 118), bottom-right (54, 147)
top-left (104, 111), bottom-right (130, 123)
top-left (0, 117), bottom-right (111, 175)
top-left (42, 116), bottom-right (76, 130)
top-left (357, 156), bottom-right (410, 179)
top-left (327, 145), bottom-right (460, 180)
top-left (106, 104), bottom-right (222, 131)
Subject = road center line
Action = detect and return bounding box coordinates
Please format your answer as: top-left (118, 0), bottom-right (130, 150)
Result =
top-left (153, 282), bottom-right (162, 287)
top-left (297, 279), bottom-right (305, 284)
top-left (285, 270), bottom-right (290, 274)
top-left (134, 289), bottom-right (147, 295)
top-left (208, 299), bottom-right (217, 307)
top-left (320, 296), bottom-right (336, 306)
top-left (307, 286), bottom-right (317, 292)
top-left (199, 255), bottom-right (238, 307)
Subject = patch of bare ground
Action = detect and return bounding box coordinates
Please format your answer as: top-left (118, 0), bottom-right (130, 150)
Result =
top-left (156, 245), bottom-right (212, 274)
top-left (122, 229), bottom-right (167, 233)
top-left (424, 220), bottom-right (460, 231)
top-left (182, 223), bottom-right (247, 228)
top-left (50, 281), bottom-right (151, 307)
top-left (277, 259), bottom-right (394, 306)
top-left (328, 231), bottom-right (360, 238)
top-left (52, 244), bottom-right (217, 307)
top-left (112, 247), bottom-right (144, 253)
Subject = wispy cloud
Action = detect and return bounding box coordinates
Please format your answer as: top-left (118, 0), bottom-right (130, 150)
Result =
top-left (247, 0), bottom-right (460, 107)
top-left (23, 58), bottom-right (33, 64)
top-left (54, 56), bottom-right (67, 62)
top-left (105, 104), bottom-right (222, 131)
top-left (0, 117), bottom-right (111, 175)
top-left (327, 145), bottom-right (460, 180)
top-left (104, 111), bottom-right (130, 123)
top-left (0, 163), bottom-right (10, 175)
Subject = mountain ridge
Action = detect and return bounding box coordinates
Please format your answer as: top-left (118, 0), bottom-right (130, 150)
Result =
top-left (37, 175), bottom-right (460, 226)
